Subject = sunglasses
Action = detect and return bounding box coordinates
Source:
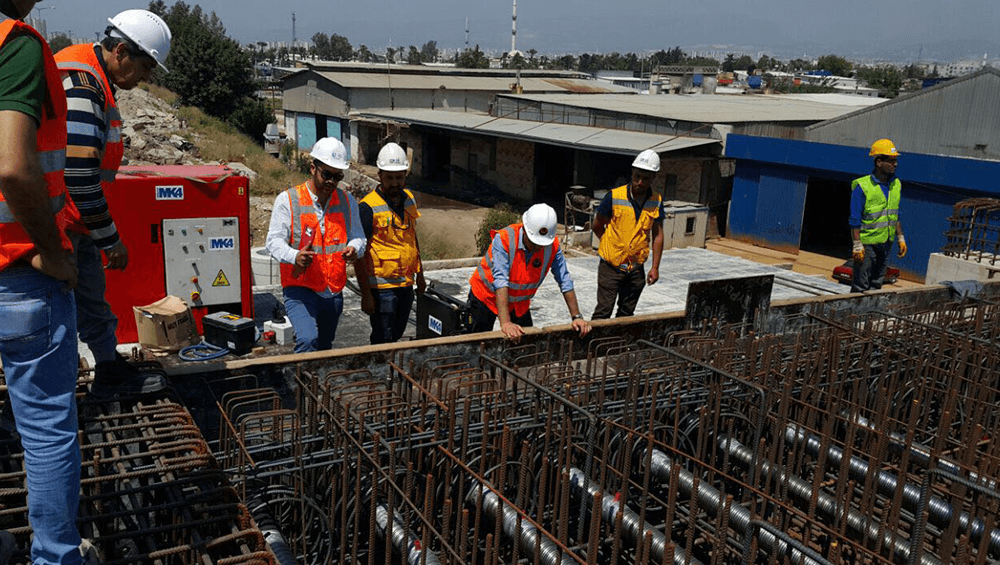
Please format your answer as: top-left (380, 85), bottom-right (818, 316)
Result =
top-left (316, 168), bottom-right (344, 182)
top-left (882, 158), bottom-right (898, 164)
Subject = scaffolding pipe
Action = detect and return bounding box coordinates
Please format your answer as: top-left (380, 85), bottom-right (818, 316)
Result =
top-left (375, 504), bottom-right (444, 565)
top-left (568, 467), bottom-right (706, 565)
top-left (787, 424), bottom-right (1000, 557)
top-left (721, 436), bottom-right (945, 565)
top-left (466, 482), bottom-right (578, 565)
top-left (646, 449), bottom-right (831, 565)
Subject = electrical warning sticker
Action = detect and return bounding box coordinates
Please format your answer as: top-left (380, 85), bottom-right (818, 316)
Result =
top-left (212, 270), bottom-right (230, 287)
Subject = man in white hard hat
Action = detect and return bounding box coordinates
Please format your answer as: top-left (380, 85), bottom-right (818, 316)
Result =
top-left (53, 9), bottom-right (172, 398)
top-left (468, 203), bottom-right (591, 340)
top-left (355, 143), bottom-right (426, 344)
top-left (591, 149), bottom-right (665, 319)
top-left (266, 137), bottom-right (365, 353)
top-left (1, 2), bottom-right (93, 563)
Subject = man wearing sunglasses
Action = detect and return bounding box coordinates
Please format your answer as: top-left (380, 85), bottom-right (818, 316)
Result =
top-left (266, 137), bottom-right (365, 352)
top-left (355, 143), bottom-right (426, 344)
top-left (849, 138), bottom-right (907, 293)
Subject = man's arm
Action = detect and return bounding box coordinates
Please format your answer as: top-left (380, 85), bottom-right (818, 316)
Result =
top-left (592, 192), bottom-right (613, 237)
top-left (63, 70), bottom-right (125, 269)
top-left (265, 193), bottom-right (300, 264)
top-left (560, 289), bottom-right (592, 337)
top-left (495, 286), bottom-right (523, 339)
top-left (0, 110), bottom-right (77, 286)
top-left (849, 185), bottom-right (865, 263)
top-left (343, 191), bottom-right (366, 260)
top-left (354, 202), bottom-right (376, 314)
top-left (647, 220), bottom-right (664, 285)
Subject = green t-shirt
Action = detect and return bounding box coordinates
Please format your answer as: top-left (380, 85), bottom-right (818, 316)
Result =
top-left (0, 33), bottom-right (45, 124)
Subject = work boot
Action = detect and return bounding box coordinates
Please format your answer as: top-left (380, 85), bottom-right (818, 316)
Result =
top-left (79, 539), bottom-right (102, 564)
top-left (89, 353), bottom-right (167, 399)
top-left (0, 531), bottom-right (14, 565)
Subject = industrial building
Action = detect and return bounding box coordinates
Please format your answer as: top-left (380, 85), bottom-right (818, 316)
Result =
top-left (726, 68), bottom-right (1000, 280)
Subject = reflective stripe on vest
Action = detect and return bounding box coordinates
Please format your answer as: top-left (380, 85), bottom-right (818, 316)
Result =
top-left (0, 20), bottom-right (74, 270)
top-left (288, 188), bottom-right (351, 255)
top-left (853, 175), bottom-right (901, 245)
top-left (280, 183), bottom-right (351, 293)
top-left (598, 185), bottom-right (661, 268)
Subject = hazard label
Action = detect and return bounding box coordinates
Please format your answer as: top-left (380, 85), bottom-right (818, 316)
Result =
top-left (212, 269), bottom-right (230, 287)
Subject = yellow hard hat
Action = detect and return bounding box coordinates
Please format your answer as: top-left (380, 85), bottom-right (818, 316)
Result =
top-left (869, 139), bottom-right (900, 157)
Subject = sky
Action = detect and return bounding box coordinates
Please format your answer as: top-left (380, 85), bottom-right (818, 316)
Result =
top-left (36, 0), bottom-right (1000, 60)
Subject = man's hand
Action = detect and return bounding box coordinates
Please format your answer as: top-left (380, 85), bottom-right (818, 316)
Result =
top-left (341, 246), bottom-right (358, 262)
top-left (30, 250), bottom-right (78, 289)
top-left (416, 271), bottom-right (426, 294)
top-left (852, 241), bottom-right (864, 264)
top-left (500, 321), bottom-right (524, 341)
top-left (897, 237), bottom-right (907, 258)
top-left (360, 291), bottom-right (375, 315)
top-left (295, 250), bottom-right (315, 268)
top-left (646, 266), bottom-right (659, 285)
top-left (104, 240), bottom-right (129, 270)
top-left (572, 317), bottom-right (591, 337)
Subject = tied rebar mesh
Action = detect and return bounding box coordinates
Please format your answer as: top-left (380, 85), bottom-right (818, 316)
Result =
top-left (942, 197), bottom-right (1000, 264)
top-left (211, 297), bottom-right (1000, 565)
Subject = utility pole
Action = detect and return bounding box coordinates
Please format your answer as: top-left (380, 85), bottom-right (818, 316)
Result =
top-left (465, 17), bottom-right (469, 51)
top-left (291, 12), bottom-right (296, 64)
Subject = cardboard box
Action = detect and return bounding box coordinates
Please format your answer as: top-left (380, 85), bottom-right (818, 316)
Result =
top-left (133, 296), bottom-right (200, 350)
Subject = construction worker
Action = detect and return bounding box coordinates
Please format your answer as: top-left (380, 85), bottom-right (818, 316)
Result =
top-left (355, 143), bottom-right (426, 344)
top-left (54, 9), bottom-right (171, 397)
top-left (0, 2), bottom-right (96, 563)
top-left (468, 203), bottom-right (591, 340)
top-left (266, 137), bottom-right (365, 353)
top-left (849, 139), bottom-right (907, 293)
top-left (591, 149), bottom-right (665, 319)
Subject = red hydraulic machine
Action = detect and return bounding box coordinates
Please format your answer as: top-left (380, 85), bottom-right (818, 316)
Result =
top-left (103, 165), bottom-right (253, 344)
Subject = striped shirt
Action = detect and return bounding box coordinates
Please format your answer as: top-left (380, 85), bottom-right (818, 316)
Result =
top-left (63, 61), bottom-right (120, 250)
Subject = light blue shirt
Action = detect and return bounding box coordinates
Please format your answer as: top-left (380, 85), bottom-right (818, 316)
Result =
top-left (490, 229), bottom-right (574, 293)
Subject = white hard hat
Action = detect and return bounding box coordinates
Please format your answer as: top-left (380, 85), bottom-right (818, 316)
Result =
top-left (632, 149), bottom-right (661, 173)
top-left (107, 9), bottom-right (172, 72)
top-left (522, 203), bottom-right (557, 247)
top-left (310, 137), bottom-right (349, 170)
top-left (376, 142), bottom-right (409, 172)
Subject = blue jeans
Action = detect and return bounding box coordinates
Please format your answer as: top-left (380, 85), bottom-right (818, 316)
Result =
top-left (0, 265), bottom-right (83, 565)
top-left (282, 286), bottom-right (343, 352)
top-left (852, 241), bottom-right (891, 293)
top-left (71, 234), bottom-right (118, 364)
top-left (369, 286), bottom-right (413, 344)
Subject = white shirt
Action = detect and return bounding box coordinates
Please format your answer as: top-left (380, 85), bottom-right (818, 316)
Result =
top-left (266, 183), bottom-right (366, 293)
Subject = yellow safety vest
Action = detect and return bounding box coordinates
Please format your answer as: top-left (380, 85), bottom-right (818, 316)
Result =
top-left (853, 175), bottom-right (901, 245)
top-left (361, 188), bottom-right (421, 289)
top-left (597, 185), bottom-right (661, 269)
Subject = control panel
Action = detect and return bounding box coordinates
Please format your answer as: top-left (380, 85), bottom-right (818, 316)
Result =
top-left (162, 217), bottom-right (241, 306)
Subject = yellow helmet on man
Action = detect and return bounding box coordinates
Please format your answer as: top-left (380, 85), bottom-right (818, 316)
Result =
top-left (869, 139), bottom-right (900, 158)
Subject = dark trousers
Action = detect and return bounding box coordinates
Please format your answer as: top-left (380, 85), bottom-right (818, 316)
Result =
top-left (467, 291), bottom-right (532, 332)
top-left (851, 241), bottom-right (892, 293)
top-left (369, 286), bottom-right (414, 344)
top-left (592, 260), bottom-right (646, 319)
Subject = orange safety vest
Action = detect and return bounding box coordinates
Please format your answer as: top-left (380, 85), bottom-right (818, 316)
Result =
top-left (469, 224), bottom-right (557, 317)
top-left (597, 185), bottom-right (661, 269)
top-left (279, 182), bottom-right (351, 293)
top-left (360, 188), bottom-right (421, 289)
top-left (0, 20), bottom-right (74, 272)
top-left (54, 43), bottom-right (124, 234)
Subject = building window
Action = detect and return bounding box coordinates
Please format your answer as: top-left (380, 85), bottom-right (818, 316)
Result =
top-left (685, 217), bottom-right (696, 235)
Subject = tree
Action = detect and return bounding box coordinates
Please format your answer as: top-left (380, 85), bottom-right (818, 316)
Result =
top-left (734, 54), bottom-right (754, 71)
top-left (856, 65), bottom-right (904, 97)
top-left (385, 46), bottom-right (397, 63)
top-left (48, 33), bottom-right (73, 53)
top-left (148, 1), bottom-right (265, 139)
top-left (420, 40), bottom-right (438, 63)
top-left (328, 34), bottom-right (352, 61)
top-left (311, 32), bottom-right (331, 59)
top-left (455, 45), bottom-right (489, 69)
top-left (816, 54), bottom-right (852, 76)
top-left (407, 45), bottom-right (421, 65)
top-left (357, 44), bottom-right (373, 63)
top-left (722, 53), bottom-right (736, 72)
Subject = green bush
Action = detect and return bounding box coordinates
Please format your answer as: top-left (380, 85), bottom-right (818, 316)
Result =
top-left (228, 98), bottom-right (275, 144)
top-left (475, 204), bottom-right (522, 255)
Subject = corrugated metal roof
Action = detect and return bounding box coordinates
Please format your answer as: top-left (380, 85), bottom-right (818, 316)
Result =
top-left (497, 93), bottom-right (875, 123)
top-left (313, 71), bottom-right (635, 94)
top-left (805, 68), bottom-right (1000, 161)
top-left (353, 108), bottom-right (719, 155)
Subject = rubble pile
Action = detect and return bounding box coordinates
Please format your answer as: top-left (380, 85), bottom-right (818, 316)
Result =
top-left (115, 87), bottom-right (206, 166)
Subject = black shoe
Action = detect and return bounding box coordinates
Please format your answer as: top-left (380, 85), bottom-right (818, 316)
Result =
top-left (89, 353), bottom-right (167, 399)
